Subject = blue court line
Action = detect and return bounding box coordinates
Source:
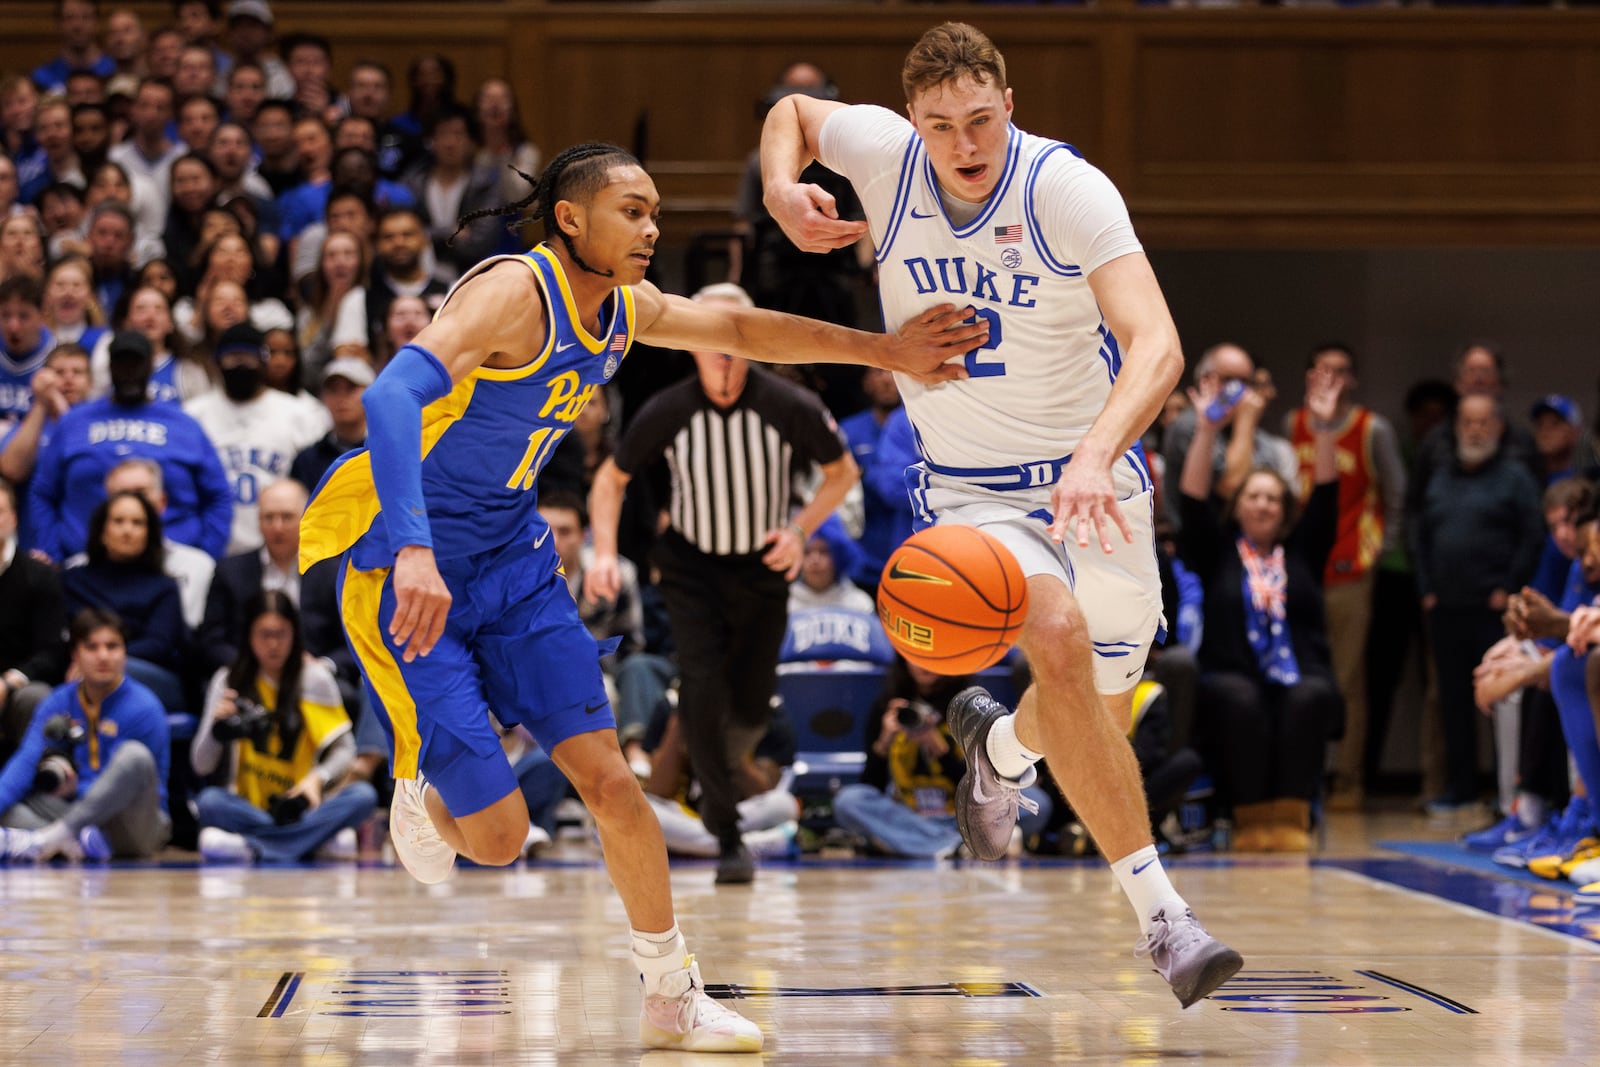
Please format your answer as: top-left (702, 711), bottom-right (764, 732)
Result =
top-left (1319, 856), bottom-right (1600, 948)
top-left (1354, 970), bottom-right (1478, 1014)
top-left (272, 972), bottom-right (304, 1017)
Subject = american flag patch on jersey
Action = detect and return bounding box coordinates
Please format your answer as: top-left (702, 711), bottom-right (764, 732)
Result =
top-left (993, 224), bottom-right (1022, 244)
top-left (609, 333), bottom-right (628, 352)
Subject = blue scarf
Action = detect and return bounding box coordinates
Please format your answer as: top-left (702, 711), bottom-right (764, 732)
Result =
top-left (1237, 537), bottom-right (1301, 686)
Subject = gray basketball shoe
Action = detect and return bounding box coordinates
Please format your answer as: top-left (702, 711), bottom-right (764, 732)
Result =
top-left (1135, 907), bottom-right (1244, 1008)
top-left (947, 687), bottom-right (1040, 861)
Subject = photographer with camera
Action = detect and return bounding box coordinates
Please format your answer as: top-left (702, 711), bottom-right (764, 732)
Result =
top-left (0, 608), bottom-right (171, 863)
top-left (190, 591), bottom-right (375, 863)
top-left (831, 656), bottom-right (1053, 859)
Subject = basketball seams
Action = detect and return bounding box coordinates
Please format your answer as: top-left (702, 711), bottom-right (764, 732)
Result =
top-left (878, 526), bottom-right (1029, 673)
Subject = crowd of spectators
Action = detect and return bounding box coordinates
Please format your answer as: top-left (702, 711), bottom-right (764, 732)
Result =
top-left (3, 4), bottom-right (1599, 882)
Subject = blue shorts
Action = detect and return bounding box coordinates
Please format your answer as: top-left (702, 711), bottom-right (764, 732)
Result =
top-left (338, 537), bottom-right (614, 818)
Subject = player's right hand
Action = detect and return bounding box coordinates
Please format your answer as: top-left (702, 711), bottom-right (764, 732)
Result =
top-left (883, 304), bottom-right (985, 384)
top-left (765, 182), bottom-right (868, 253)
top-left (391, 545), bottom-right (451, 662)
top-left (584, 554), bottom-right (621, 605)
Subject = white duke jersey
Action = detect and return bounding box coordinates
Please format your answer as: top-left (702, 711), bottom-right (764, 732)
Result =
top-left (819, 106), bottom-right (1145, 477)
top-left (185, 389), bottom-right (330, 552)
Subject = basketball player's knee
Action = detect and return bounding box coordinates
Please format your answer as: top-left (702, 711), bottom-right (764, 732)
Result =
top-left (1026, 610), bottom-right (1091, 668)
top-left (471, 816), bottom-right (529, 867)
top-left (578, 759), bottom-right (645, 824)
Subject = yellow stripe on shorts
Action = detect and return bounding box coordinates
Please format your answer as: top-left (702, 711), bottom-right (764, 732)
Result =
top-left (341, 560), bottom-right (422, 779)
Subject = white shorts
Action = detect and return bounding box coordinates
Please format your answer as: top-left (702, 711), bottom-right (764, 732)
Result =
top-left (907, 455), bottom-right (1165, 695)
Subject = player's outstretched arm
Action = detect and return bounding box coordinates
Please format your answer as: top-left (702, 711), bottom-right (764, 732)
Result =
top-left (1049, 252), bottom-right (1184, 552)
top-left (367, 263), bottom-right (546, 661)
top-left (760, 93), bottom-right (866, 253)
top-left (631, 282), bottom-right (981, 385)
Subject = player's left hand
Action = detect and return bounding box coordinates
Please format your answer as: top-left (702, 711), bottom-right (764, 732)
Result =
top-left (881, 304), bottom-right (986, 385)
top-left (761, 525), bottom-right (805, 579)
top-left (1049, 460), bottom-right (1133, 554)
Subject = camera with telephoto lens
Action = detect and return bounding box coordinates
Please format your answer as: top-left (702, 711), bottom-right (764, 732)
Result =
top-left (32, 715), bottom-right (86, 795)
top-left (267, 791), bottom-right (310, 826)
top-left (894, 699), bottom-right (940, 731)
top-left (213, 695), bottom-right (273, 745)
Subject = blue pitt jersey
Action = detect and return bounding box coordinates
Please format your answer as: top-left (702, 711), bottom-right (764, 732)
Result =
top-left (299, 245), bottom-right (634, 570)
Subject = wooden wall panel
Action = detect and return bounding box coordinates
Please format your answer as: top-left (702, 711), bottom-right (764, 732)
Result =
top-left (7, 4), bottom-right (1600, 246)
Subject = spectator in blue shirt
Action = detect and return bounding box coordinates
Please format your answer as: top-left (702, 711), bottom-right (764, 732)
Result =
top-left (0, 607), bottom-right (171, 863)
top-left (0, 274), bottom-right (56, 422)
top-left (838, 366), bottom-right (912, 593)
top-left (29, 329), bottom-right (233, 562)
top-left (32, 0), bottom-right (118, 96)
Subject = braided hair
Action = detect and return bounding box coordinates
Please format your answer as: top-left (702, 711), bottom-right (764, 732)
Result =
top-left (454, 142), bottom-right (641, 277)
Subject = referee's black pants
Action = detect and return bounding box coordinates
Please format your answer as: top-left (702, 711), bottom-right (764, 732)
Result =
top-left (653, 531), bottom-right (790, 849)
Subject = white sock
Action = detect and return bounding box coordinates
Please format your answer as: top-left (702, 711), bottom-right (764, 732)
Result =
top-left (984, 714), bottom-right (1043, 781)
top-left (1515, 793), bottom-right (1545, 829)
top-left (1110, 845), bottom-right (1189, 936)
top-left (631, 924), bottom-right (688, 992)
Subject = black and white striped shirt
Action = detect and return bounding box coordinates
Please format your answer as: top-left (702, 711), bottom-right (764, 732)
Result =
top-left (614, 368), bottom-right (847, 557)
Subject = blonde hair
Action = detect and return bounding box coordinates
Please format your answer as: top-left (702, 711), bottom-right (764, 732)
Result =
top-left (902, 22), bottom-right (1008, 102)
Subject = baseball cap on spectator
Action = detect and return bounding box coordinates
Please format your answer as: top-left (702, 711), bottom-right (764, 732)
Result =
top-left (1531, 394), bottom-right (1582, 427)
top-left (107, 330), bottom-right (152, 362)
top-left (321, 357), bottom-right (375, 388)
top-left (227, 0), bottom-right (275, 24)
top-left (216, 322), bottom-right (266, 360)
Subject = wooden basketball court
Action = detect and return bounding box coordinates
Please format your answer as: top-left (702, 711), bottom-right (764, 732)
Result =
top-left (1, 810), bottom-right (1593, 1065)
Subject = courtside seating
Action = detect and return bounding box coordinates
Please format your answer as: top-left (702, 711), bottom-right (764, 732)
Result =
top-left (777, 661), bottom-right (886, 799)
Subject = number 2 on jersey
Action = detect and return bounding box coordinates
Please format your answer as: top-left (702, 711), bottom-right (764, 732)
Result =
top-left (962, 308), bottom-right (1005, 378)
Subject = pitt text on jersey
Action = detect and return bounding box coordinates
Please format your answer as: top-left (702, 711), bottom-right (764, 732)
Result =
top-left (505, 369), bottom-right (597, 491)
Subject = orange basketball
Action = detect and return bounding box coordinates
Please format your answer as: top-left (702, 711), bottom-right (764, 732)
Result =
top-left (876, 525), bottom-right (1028, 675)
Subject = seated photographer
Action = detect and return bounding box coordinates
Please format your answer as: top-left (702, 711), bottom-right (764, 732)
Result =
top-left (190, 592), bottom-right (376, 864)
top-left (0, 608), bottom-right (171, 863)
top-left (831, 656), bottom-right (1053, 860)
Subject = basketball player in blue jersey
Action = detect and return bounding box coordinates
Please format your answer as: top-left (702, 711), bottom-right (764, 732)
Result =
top-left (760, 23), bottom-right (1244, 1007)
top-left (297, 142), bottom-right (984, 1053)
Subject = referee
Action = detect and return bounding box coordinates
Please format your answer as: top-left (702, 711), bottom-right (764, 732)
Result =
top-left (588, 283), bottom-right (859, 884)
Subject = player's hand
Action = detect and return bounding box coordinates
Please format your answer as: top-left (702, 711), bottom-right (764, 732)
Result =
top-left (763, 181), bottom-right (868, 253)
top-left (584, 553), bottom-right (621, 604)
top-left (761, 525), bottom-right (804, 579)
top-left (390, 545), bottom-right (451, 662)
top-left (880, 304), bottom-right (986, 385)
top-left (1049, 461), bottom-right (1133, 554)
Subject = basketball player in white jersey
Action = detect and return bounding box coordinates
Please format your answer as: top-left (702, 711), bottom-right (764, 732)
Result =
top-left (760, 22), bottom-right (1243, 1007)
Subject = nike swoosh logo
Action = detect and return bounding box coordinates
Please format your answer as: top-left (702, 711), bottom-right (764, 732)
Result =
top-left (1132, 859), bottom-right (1155, 875)
top-left (888, 560), bottom-right (951, 585)
top-left (1125, 666), bottom-right (1141, 679)
top-left (909, 207), bottom-right (935, 219)
top-left (554, 339), bottom-right (580, 353)
top-left (532, 528), bottom-right (550, 549)
top-left (584, 701), bottom-right (607, 715)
